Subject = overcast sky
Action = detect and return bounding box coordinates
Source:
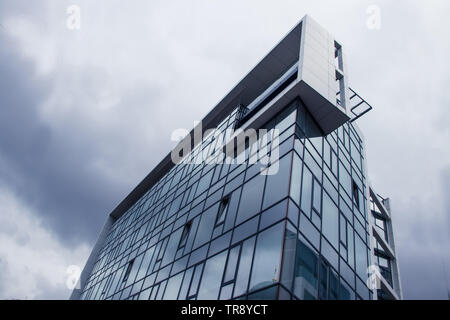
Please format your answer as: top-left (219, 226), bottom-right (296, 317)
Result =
top-left (0, 0), bottom-right (449, 299)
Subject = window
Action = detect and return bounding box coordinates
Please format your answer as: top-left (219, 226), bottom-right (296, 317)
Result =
top-left (262, 155), bottom-right (291, 209)
top-left (249, 222), bottom-right (284, 291)
top-left (123, 259), bottom-right (135, 282)
top-left (322, 192), bottom-right (339, 248)
top-left (223, 245), bottom-right (240, 283)
top-left (216, 196), bottom-right (230, 226)
top-left (178, 221), bottom-right (192, 249)
top-left (197, 251), bottom-right (228, 299)
top-left (352, 180), bottom-right (360, 209)
top-left (235, 174), bottom-right (265, 225)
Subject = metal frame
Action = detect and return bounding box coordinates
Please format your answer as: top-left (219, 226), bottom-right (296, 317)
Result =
top-left (348, 87), bottom-right (373, 122)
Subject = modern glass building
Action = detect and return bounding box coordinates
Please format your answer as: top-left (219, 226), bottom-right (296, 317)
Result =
top-left (71, 15), bottom-right (402, 300)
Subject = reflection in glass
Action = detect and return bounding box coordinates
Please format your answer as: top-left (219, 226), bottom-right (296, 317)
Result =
top-left (290, 153), bottom-right (302, 205)
top-left (163, 272), bottom-right (183, 300)
top-left (263, 154), bottom-right (291, 209)
top-left (233, 237), bottom-right (255, 297)
top-left (193, 203), bottom-right (219, 249)
top-left (322, 192), bottom-right (339, 248)
top-left (224, 246), bottom-right (240, 283)
top-left (355, 234), bottom-right (368, 281)
top-left (249, 223), bottom-right (284, 292)
top-left (293, 234), bottom-right (319, 299)
top-left (197, 251), bottom-right (227, 299)
top-left (235, 175), bottom-right (265, 225)
top-left (300, 168), bottom-right (313, 216)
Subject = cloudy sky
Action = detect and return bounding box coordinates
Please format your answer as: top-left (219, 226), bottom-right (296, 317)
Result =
top-left (0, 0), bottom-right (449, 299)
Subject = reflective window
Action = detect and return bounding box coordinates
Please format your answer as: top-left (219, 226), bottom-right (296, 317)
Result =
top-left (193, 203), bottom-right (219, 249)
top-left (232, 216), bottom-right (258, 245)
top-left (216, 196), bottom-right (230, 226)
top-left (235, 174), bottom-right (265, 225)
top-left (293, 234), bottom-right (319, 300)
top-left (355, 234), bottom-right (368, 281)
top-left (178, 267), bottom-right (193, 299)
top-left (322, 192), bottom-right (339, 248)
top-left (263, 154), bottom-right (291, 209)
top-left (249, 223), bottom-right (284, 292)
top-left (224, 188), bottom-right (241, 231)
top-left (123, 259), bottom-right (135, 283)
top-left (188, 264), bottom-right (204, 297)
top-left (260, 200), bottom-right (287, 230)
top-left (352, 180), bottom-right (360, 210)
top-left (219, 283), bottom-right (233, 300)
top-left (224, 245), bottom-right (240, 283)
top-left (178, 221), bottom-right (192, 249)
top-left (312, 178), bottom-right (321, 213)
top-left (339, 162), bottom-right (352, 197)
top-left (163, 272), bottom-right (183, 300)
top-left (197, 251), bottom-right (227, 299)
top-left (290, 153), bottom-right (302, 205)
top-left (233, 237), bottom-right (256, 297)
top-left (300, 167), bottom-right (313, 216)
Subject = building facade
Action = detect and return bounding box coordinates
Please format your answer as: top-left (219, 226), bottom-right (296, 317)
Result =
top-left (71, 15), bottom-right (402, 300)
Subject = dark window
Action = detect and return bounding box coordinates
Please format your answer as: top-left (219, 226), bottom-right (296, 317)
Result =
top-left (216, 196), bottom-right (230, 226)
top-left (123, 259), bottom-right (135, 282)
top-left (178, 221), bottom-right (192, 249)
top-left (352, 180), bottom-right (359, 209)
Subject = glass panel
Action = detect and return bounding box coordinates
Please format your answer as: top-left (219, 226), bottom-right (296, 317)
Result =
top-left (339, 162), bottom-right (352, 197)
top-left (347, 224), bottom-right (355, 268)
top-left (355, 234), bottom-right (368, 281)
top-left (249, 223), bottom-right (284, 292)
top-left (329, 269), bottom-right (339, 300)
top-left (340, 214), bottom-right (347, 247)
top-left (135, 246), bottom-right (155, 281)
top-left (216, 197), bottom-right (230, 225)
top-left (231, 216), bottom-right (258, 245)
top-left (290, 153), bottom-right (302, 205)
top-left (247, 286), bottom-right (278, 300)
top-left (281, 223), bottom-right (297, 291)
top-left (293, 234), bottom-right (319, 300)
top-left (322, 192), bottom-right (339, 248)
top-left (224, 187), bottom-right (241, 231)
top-left (318, 260), bottom-right (328, 300)
top-left (197, 251), bottom-right (227, 299)
top-left (208, 231), bottom-right (231, 257)
top-left (235, 174), bottom-right (265, 225)
top-left (188, 244), bottom-right (208, 267)
top-left (163, 272), bottom-right (183, 300)
top-left (178, 267), bottom-right (193, 299)
top-left (299, 213), bottom-right (320, 250)
top-left (193, 203), bottom-right (219, 249)
top-left (275, 102), bottom-right (297, 134)
top-left (312, 178), bottom-right (321, 213)
top-left (188, 264), bottom-right (204, 297)
top-left (259, 200), bottom-right (287, 230)
top-left (224, 246), bottom-right (240, 283)
top-left (300, 168), bottom-right (312, 216)
top-left (161, 227), bottom-right (183, 266)
top-left (125, 254), bottom-right (144, 287)
top-left (233, 237), bottom-right (256, 297)
top-left (340, 278), bottom-right (354, 300)
top-left (219, 283), bottom-right (233, 300)
top-left (263, 154), bottom-right (291, 209)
